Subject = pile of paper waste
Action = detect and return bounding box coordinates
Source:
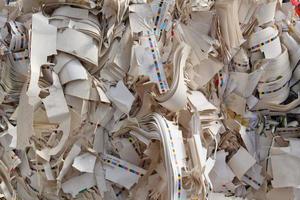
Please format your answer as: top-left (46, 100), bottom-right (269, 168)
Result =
top-left (1, 0), bottom-right (300, 199)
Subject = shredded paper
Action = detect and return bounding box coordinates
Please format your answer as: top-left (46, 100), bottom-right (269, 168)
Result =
top-left (0, 0), bottom-right (300, 199)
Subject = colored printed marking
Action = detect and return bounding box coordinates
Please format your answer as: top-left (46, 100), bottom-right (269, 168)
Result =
top-left (233, 61), bottom-right (249, 68)
top-left (13, 54), bottom-right (29, 61)
top-left (259, 81), bottom-right (289, 96)
top-left (9, 21), bottom-right (27, 51)
top-left (219, 72), bottom-right (224, 87)
top-left (154, 0), bottom-right (164, 32)
top-left (146, 31), bottom-right (169, 93)
top-left (164, 119), bottom-right (182, 199)
top-left (248, 35), bottom-right (278, 52)
top-left (116, 187), bottom-right (126, 197)
top-left (103, 158), bottom-right (144, 177)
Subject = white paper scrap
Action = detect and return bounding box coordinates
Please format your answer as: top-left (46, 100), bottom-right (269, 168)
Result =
top-left (72, 152), bottom-right (96, 173)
